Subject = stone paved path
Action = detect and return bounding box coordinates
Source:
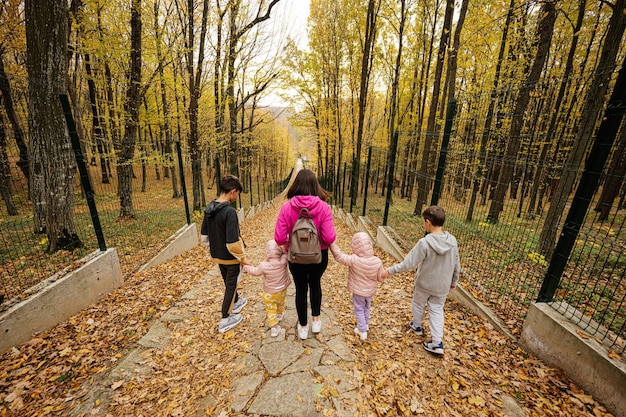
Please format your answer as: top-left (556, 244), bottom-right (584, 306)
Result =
top-left (70, 196), bottom-right (528, 417)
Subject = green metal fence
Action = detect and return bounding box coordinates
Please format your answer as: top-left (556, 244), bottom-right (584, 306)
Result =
top-left (334, 97), bottom-right (625, 359)
top-left (0, 102), bottom-right (288, 312)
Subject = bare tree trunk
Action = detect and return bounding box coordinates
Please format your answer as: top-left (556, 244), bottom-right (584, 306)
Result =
top-left (539, 0), bottom-right (626, 257)
top-left (351, 0), bottom-right (380, 209)
top-left (416, 0), bottom-right (454, 212)
top-left (26, 0), bottom-right (81, 251)
top-left (527, 0), bottom-right (586, 218)
top-left (595, 120), bottom-right (626, 220)
top-left (153, 1), bottom-right (179, 198)
top-left (0, 51), bottom-right (29, 183)
top-left (0, 111), bottom-right (17, 215)
top-left (84, 53), bottom-right (110, 184)
top-left (224, 0), bottom-right (283, 176)
top-left (118, 0), bottom-right (142, 218)
top-left (184, 0), bottom-right (209, 210)
top-left (440, 0), bottom-right (468, 120)
top-left (487, 0), bottom-right (557, 223)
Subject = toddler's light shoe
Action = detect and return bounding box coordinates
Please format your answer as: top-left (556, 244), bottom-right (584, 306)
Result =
top-left (270, 325), bottom-right (281, 338)
top-left (354, 327), bottom-right (367, 340)
top-left (277, 312), bottom-right (284, 322)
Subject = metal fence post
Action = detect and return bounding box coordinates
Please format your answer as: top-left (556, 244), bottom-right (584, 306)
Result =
top-left (59, 94), bottom-right (107, 251)
top-left (362, 146), bottom-right (373, 217)
top-left (383, 130), bottom-right (399, 226)
top-left (176, 141), bottom-right (191, 225)
top-left (431, 98), bottom-right (457, 207)
top-left (537, 59), bottom-right (626, 302)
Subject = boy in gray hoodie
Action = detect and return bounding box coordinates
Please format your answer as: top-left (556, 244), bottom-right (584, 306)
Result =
top-left (383, 205), bottom-right (461, 355)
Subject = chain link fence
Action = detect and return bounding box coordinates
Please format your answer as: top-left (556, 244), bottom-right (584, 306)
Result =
top-left (333, 95), bottom-right (625, 359)
top-left (0, 104), bottom-right (289, 312)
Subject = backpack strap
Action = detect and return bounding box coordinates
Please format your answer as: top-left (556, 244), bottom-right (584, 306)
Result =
top-left (299, 208), bottom-right (311, 218)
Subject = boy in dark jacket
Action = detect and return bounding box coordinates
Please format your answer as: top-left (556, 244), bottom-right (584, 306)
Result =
top-left (200, 175), bottom-right (248, 333)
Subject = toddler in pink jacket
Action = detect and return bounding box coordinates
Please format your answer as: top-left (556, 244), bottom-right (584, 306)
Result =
top-left (243, 240), bottom-right (291, 337)
top-left (330, 232), bottom-right (385, 340)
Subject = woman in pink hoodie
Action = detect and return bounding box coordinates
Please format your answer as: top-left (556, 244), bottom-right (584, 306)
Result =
top-left (330, 232), bottom-right (385, 340)
top-left (274, 169), bottom-right (336, 340)
top-left (243, 240), bottom-right (291, 337)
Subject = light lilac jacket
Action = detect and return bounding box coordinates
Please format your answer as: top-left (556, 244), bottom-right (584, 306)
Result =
top-left (274, 195), bottom-right (336, 251)
top-left (330, 232), bottom-right (385, 297)
top-left (243, 240), bottom-right (291, 294)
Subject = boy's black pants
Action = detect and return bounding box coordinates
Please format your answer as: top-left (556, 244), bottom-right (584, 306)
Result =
top-left (219, 264), bottom-right (241, 318)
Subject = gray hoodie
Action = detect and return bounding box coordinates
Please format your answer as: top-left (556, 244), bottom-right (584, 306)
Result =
top-left (388, 231), bottom-right (461, 296)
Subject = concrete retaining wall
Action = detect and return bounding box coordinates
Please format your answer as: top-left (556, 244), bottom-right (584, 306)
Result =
top-left (138, 223), bottom-right (198, 273)
top-left (520, 302), bottom-right (626, 417)
top-left (0, 248), bottom-right (123, 353)
top-left (376, 226), bottom-right (405, 261)
top-left (332, 208), bottom-right (624, 417)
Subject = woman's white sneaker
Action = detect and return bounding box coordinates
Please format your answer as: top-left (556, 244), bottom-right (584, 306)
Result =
top-left (297, 323), bottom-right (309, 339)
top-left (311, 319), bottom-right (322, 334)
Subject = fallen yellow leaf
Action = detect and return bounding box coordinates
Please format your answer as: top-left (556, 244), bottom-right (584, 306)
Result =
top-left (468, 396), bottom-right (486, 406)
top-left (576, 329), bottom-right (590, 339)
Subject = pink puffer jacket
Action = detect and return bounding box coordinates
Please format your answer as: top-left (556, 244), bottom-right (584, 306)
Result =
top-left (243, 240), bottom-right (291, 294)
top-left (330, 232), bottom-right (385, 297)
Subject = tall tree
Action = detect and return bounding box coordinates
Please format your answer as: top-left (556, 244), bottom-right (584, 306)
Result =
top-left (595, 120), bottom-right (626, 220)
top-left (466, 0), bottom-right (515, 222)
top-left (153, 0), bottom-right (180, 198)
top-left (527, 0), bottom-right (586, 218)
top-left (0, 51), bottom-right (28, 184)
top-left (184, 0), bottom-right (209, 210)
top-left (224, 0), bottom-right (283, 176)
top-left (25, 0), bottom-right (82, 250)
top-left (539, 0), bottom-right (626, 257)
top-left (0, 0), bottom-right (29, 183)
top-left (0, 108), bottom-right (17, 215)
top-left (117, 0), bottom-right (142, 218)
top-left (415, 0), bottom-right (454, 212)
top-left (487, 0), bottom-right (557, 223)
top-left (350, 0), bottom-right (381, 209)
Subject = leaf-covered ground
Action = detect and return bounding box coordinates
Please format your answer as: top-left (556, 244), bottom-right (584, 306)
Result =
top-left (0, 201), bottom-right (615, 416)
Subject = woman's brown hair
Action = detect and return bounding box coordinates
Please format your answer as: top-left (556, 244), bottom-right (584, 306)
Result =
top-left (287, 169), bottom-right (331, 201)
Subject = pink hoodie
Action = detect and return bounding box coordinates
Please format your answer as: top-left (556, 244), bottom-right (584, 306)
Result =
top-left (330, 232), bottom-right (385, 297)
top-left (243, 240), bottom-right (291, 294)
top-left (274, 195), bottom-right (336, 251)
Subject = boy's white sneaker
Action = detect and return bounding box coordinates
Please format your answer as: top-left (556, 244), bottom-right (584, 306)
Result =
top-left (423, 340), bottom-right (444, 355)
top-left (232, 297), bottom-right (248, 314)
top-left (218, 314), bottom-right (243, 333)
top-left (354, 327), bottom-right (367, 340)
top-left (297, 323), bottom-right (309, 340)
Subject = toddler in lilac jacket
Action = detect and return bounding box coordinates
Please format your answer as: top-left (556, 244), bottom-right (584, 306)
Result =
top-left (330, 232), bottom-right (385, 340)
top-left (243, 240), bottom-right (291, 337)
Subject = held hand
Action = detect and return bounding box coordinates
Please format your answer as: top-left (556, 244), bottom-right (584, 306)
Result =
top-left (450, 285), bottom-right (456, 290)
top-left (382, 269), bottom-right (390, 279)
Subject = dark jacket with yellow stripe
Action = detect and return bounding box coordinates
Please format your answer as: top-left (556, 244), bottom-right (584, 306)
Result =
top-left (200, 200), bottom-right (246, 265)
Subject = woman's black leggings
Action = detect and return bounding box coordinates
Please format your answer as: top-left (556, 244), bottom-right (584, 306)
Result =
top-left (289, 249), bottom-right (328, 327)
